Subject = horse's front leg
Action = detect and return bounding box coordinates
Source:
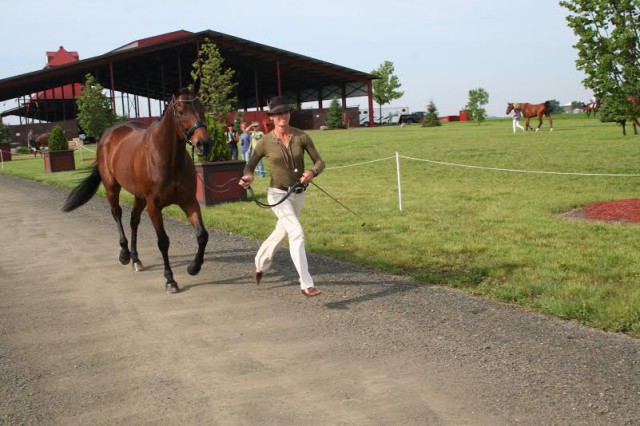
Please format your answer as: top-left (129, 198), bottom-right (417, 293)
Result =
top-left (147, 201), bottom-right (178, 294)
top-left (536, 114), bottom-right (543, 132)
top-left (181, 200), bottom-right (209, 276)
top-left (525, 117), bottom-right (532, 131)
top-left (129, 197), bottom-right (147, 272)
top-left (547, 113), bottom-right (554, 132)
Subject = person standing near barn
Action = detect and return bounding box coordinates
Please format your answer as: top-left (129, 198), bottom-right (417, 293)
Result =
top-left (512, 104), bottom-right (525, 133)
top-left (27, 129), bottom-right (37, 156)
top-left (239, 97), bottom-right (325, 297)
top-left (225, 125), bottom-right (239, 160)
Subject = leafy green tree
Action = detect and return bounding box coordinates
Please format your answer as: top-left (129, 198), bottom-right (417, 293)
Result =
top-left (548, 99), bottom-right (564, 114)
top-left (0, 122), bottom-right (10, 144)
top-left (571, 100), bottom-right (584, 111)
top-left (326, 97), bottom-right (345, 129)
top-left (371, 60), bottom-right (403, 124)
top-left (76, 74), bottom-right (117, 140)
top-left (465, 88), bottom-right (489, 124)
top-left (190, 39), bottom-right (238, 161)
top-left (422, 100), bottom-right (441, 127)
top-left (560, 0), bottom-right (640, 134)
top-left (191, 39), bottom-right (237, 124)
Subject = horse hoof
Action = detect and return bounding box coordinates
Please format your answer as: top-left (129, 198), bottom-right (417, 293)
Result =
top-left (132, 261), bottom-right (144, 272)
top-left (166, 283), bottom-right (180, 294)
top-left (187, 263), bottom-right (202, 276)
top-left (119, 253), bottom-right (131, 265)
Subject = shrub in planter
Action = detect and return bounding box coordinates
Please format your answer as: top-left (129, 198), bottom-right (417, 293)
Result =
top-left (195, 115), bottom-right (231, 163)
top-left (44, 126), bottom-right (75, 172)
top-left (48, 126), bottom-right (69, 151)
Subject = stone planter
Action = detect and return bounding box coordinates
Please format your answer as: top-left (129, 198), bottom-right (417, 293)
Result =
top-left (0, 143), bottom-right (11, 161)
top-left (195, 160), bottom-right (247, 206)
top-left (44, 150), bottom-right (76, 173)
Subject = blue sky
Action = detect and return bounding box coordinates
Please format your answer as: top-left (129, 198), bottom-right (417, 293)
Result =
top-left (0, 0), bottom-right (591, 118)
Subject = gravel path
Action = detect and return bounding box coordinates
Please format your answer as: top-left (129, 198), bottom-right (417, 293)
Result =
top-left (1, 174), bottom-right (639, 425)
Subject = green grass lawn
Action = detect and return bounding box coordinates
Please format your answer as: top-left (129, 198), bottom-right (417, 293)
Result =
top-left (3, 115), bottom-right (640, 336)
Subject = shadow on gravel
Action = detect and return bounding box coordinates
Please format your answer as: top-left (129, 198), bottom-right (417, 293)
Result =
top-left (324, 281), bottom-right (423, 310)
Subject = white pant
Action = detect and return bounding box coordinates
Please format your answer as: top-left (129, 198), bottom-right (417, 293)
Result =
top-left (255, 188), bottom-right (314, 289)
top-left (513, 118), bottom-right (525, 133)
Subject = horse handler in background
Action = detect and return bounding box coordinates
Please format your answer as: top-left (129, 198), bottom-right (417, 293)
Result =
top-left (512, 103), bottom-right (525, 133)
top-left (239, 96), bottom-right (325, 298)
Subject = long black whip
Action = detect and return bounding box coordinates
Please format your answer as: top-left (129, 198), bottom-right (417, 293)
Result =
top-left (309, 181), bottom-right (366, 226)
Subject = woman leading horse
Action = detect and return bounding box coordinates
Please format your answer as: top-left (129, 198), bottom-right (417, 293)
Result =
top-left (62, 89), bottom-right (212, 293)
top-left (506, 101), bottom-right (554, 132)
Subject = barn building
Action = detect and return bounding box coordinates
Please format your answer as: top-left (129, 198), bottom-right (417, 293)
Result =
top-left (0, 30), bottom-right (377, 143)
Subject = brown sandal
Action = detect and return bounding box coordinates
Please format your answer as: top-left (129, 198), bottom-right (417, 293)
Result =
top-left (301, 287), bottom-right (321, 297)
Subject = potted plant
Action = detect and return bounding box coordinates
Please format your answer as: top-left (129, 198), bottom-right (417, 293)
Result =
top-left (44, 125), bottom-right (75, 173)
top-left (192, 114), bottom-right (247, 205)
top-left (190, 39), bottom-right (246, 206)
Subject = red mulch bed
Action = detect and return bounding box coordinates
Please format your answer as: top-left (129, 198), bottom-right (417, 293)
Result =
top-left (566, 199), bottom-right (640, 223)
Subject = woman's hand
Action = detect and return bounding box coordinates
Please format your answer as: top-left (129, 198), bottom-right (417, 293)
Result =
top-left (300, 170), bottom-right (316, 184)
top-left (239, 175), bottom-right (254, 188)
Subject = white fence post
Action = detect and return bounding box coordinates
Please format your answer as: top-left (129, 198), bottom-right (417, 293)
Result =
top-left (396, 151), bottom-right (402, 211)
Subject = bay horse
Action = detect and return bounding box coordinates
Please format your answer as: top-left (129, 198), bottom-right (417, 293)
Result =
top-left (62, 89), bottom-right (213, 293)
top-left (33, 132), bottom-right (50, 156)
top-left (506, 101), bottom-right (554, 131)
top-left (625, 95), bottom-right (639, 136)
top-left (581, 101), bottom-right (600, 117)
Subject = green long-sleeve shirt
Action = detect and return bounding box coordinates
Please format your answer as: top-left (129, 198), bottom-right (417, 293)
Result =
top-left (243, 127), bottom-right (325, 188)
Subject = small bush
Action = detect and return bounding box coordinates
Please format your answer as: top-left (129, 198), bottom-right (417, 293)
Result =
top-left (48, 126), bottom-right (68, 151)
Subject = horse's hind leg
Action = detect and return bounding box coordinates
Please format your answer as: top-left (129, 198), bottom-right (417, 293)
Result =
top-left (106, 185), bottom-right (131, 265)
top-left (129, 196), bottom-right (146, 272)
top-left (181, 200), bottom-right (209, 276)
top-left (147, 201), bottom-right (178, 294)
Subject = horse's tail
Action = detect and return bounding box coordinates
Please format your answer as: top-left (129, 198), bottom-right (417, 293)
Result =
top-left (544, 101), bottom-right (553, 114)
top-left (62, 164), bottom-right (102, 212)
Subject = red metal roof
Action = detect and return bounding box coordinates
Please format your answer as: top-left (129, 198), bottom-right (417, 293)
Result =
top-left (44, 46), bottom-right (79, 68)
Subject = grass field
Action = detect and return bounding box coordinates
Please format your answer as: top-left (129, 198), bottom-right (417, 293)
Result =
top-left (3, 114), bottom-right (640, 336)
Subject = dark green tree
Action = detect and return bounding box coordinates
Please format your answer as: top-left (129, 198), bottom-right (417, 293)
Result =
top-left (548, 99), bottom-right (564, 114)
top-left (0, 122), bottom-right (10, 144)
top-left (422, 100), bottom-right (441, 127)
top-left (326, 97), bottom-right (345, 129)
top-left (571, 100), bottom-right (584, 111)
top-left (560, 0), bottom-right (640, 134)
top-left (371, 61), bottom-right (403, 124)
top-left (190, 39), bottom-right (238, 161)
top-left (76, 74), bottom-right (117, 140)
top-left (465, 88), bottom-right (489, 124)
top-left (191, 39), bottom-right (237, 124)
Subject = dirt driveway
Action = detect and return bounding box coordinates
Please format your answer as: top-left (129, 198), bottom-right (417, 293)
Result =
top-left (1, 174), bottom-right (639, 425)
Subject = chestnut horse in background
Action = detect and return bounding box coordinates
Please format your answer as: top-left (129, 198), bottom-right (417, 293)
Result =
top-left (626, 95), bottom-right (640, 136)
top-left (32, 132), bottom-right (50, 156)
top-left (62, 89), bottom-right (213, 293)
top-left (581, 101), bottom-right (600, 117)
top-left (506, 101), bottom-right (554, 131)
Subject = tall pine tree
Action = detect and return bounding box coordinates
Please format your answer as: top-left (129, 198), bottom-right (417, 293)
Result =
top-left (422, 100), bottom-right (441, 127)
top-left (326, 98), bottom-right (345, 129)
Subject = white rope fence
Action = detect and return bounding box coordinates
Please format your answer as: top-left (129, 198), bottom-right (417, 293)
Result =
top-left (325, 152), bottom-right (640, 211)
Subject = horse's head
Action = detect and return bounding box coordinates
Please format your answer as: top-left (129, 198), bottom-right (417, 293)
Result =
top-left (171, 90), bottom-right (212, 158)
top-left (506, 103), bottom-right (514, 115)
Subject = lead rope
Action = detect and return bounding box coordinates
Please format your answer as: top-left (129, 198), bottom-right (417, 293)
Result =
top-left (247, 183), bottom-right (307, 209)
